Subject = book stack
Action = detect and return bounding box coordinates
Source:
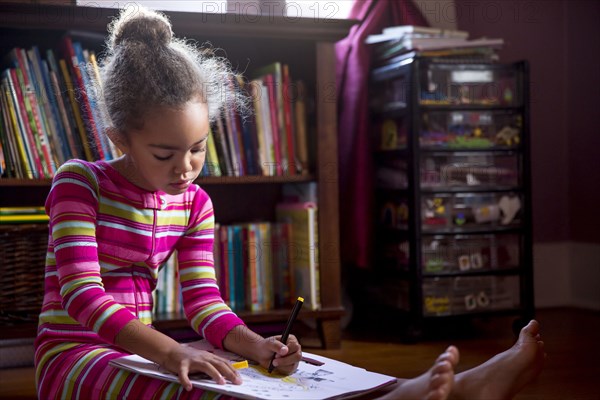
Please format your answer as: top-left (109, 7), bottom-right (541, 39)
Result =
top-left (0, 206), bottom-right (48, 224)
top-left (366, 25), bottom-right (504, 66)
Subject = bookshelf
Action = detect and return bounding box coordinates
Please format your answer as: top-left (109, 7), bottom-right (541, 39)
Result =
top-left (0, 2), bottom-right (354, 348)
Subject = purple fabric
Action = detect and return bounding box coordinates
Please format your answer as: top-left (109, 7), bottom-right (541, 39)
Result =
top-left (336, 0), bottom-right (428, 268)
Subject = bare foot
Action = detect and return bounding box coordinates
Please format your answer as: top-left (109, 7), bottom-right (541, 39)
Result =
top-left (453, 320), bottom-right (546, 400)
top-left (378, 346), bottom-right (459, 400)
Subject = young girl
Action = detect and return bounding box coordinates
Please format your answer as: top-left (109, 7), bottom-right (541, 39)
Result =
top-left (35, 6), bottom-right (544, 400)
top-left (34, 6), bottom-right (301, 399)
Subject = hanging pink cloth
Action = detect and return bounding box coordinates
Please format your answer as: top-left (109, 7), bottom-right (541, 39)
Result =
top-left (336, 0), bottom-right (428, 268)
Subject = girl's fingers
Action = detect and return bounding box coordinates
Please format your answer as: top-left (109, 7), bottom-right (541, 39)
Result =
top-left (201, 362), bottom-right (226, 385)
top-left (214, 358), bottom-right (242, 385)
top-left (178, 364), bottom-right (193, 391)
top-left (273, 342), bottom-right (301, 373)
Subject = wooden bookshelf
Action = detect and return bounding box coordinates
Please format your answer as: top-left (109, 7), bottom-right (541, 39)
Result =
top-left (0, 2), bottom-right (354, 348)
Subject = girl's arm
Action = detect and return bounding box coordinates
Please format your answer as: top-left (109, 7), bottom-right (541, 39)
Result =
top-left (176, 191), bottom-right (301, 375)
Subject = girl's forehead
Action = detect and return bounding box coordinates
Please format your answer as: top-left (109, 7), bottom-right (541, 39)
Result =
top-left (132, 101), bottom-right (209, 143)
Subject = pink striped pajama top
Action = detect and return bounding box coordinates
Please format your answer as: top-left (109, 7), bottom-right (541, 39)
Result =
top-left (35, 159), bottom-right (245, 399)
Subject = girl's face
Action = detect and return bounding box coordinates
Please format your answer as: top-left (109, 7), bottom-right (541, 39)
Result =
top-left (118, 99), bottom-right (209, 195)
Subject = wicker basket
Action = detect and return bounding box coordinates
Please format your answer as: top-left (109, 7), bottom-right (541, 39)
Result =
top-left (0, 224), bottom-right (49, 324)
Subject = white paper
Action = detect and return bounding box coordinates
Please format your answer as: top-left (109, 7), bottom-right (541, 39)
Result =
top-left (109, 340), bottom-right (396, 400)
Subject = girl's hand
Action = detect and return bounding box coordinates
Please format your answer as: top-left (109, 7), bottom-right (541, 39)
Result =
top-left (163, 344), bottom-right (243, 391)
top-left (260, 334), bottom-right (302, 375)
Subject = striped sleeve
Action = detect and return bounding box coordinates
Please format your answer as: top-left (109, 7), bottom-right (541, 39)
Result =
top-left (47, 160), bottom-right (137, 344)
top-left (177, 191), bottom-right (244, 348)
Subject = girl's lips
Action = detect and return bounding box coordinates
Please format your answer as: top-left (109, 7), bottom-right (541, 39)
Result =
top-left (170, 180), bottom-right (191, 189)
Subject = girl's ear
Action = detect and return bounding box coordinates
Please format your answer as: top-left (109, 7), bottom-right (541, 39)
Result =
top-left (106, 128), bottom-right (129, 154)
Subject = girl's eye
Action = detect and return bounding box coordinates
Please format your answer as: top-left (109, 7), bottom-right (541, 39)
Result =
top-left (191, 147), bottom-right (207, 154)
top-left (154, 154), bottom-right (173, 161)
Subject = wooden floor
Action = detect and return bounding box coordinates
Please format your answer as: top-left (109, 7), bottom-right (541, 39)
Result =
top-left (1, 307), bottom-right (598, 399)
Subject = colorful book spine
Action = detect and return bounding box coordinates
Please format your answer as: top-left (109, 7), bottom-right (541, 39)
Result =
top-left (13, 49), bottom-right (53, 177)
top-left (264, 74), bottom-right (282, 176)
top-left (246, 224), bottom-right (260, 311)
top-left (1, 78), bottom-right (29, 178)
top-left (258, 80), bottom-right (275, 176)
top-left (47, 49), bottom-right (81, 160)
top-left (218, 225), bottom-right (230, 305)
top-left (294, 80), bottom-right (309, 175)
top-left (282, 64), bottom-right (297, 175)
top-left (276, 202), bottom-right (320, 310)
top-left (26, 47), bottom-right (62, 170)
top-left (8, 68), bottom-right (43, 178)
top-left (59, 58), bottom-right (93, 161)
top-left (62, 36), bottom-right (103, 160)
top-left (205, 126), bottom-right (221, 176)
top-left (249, 80), bottom-right (268, 175)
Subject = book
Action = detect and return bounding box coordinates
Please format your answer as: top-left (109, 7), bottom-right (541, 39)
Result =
top-left (109, 339), bottom-right (397, 400)
top-left (26, 46), bottom-right (63, 170)
top-left (249, 79), bottom-right (269, 175)
top-left (293, 80), bottom-right (309, 175)
top-left (11, 48), bottom-right (54, 177)
top-left (62, 36), bottom-right (104, 160)
top-left (7, 68), bottom-right (44, 178)
top-left (276, 202), bottom-right (320, 310)
top-left (281, 64), bottom-right (298, 175)
top-left (258, 78), bottom-right (276, 175)
top-left (205, 126), bottom-right (222, 176)
top-left (47, 49), bottom-right (81, 160)
top-left (213, 117), bottom-right (234, 176)
top-left (377, 38), bottom-right (503, 63)
top-left (246, 224), bottom-right (260, 311)
top-left (386, 25), bottom-right (468, 36)
top-left (1, 76), bottom-right (29, 178)
top-left (366, 25), bottom-right (469, 44)
top-left (254, 63), bottom-right (288, 175)
top-left (59, 58), bottom-right (93, 161)
top-left (262, 74), bottom-right (283, 175)
top-left (271, 222), bottom-right (293, 308)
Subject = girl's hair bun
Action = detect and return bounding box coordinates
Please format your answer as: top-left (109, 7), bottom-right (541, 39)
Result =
top-left (109, 6), bottom-right (173, 48)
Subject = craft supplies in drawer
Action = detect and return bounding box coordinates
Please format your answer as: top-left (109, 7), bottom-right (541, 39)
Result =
top-left (420, 110), bottom-right (522, 149)
top-left (422, 233), bottom-right (521, 274)
top-left (421, 192), bottom-right (523, 231)
top-left (419, 63), bottom-right (521, 107)
top-left (423, 275), bottom-right (520, 316)
top-left (420, 152), bottom-right (520, 189)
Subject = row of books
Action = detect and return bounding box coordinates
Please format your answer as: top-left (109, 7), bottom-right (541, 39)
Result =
top-left (0, 36), bottom-right (311, 179)
top-left (366, 25), bottom-right (504, 65)
top-left (200, 64), bottom-right (310, 178)
top-left (153, 201), bottom-right (320, 316)
top-left (0, 37), bottom-right (118, 179)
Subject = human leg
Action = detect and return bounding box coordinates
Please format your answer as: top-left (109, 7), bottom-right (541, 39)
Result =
top-left (377, 345), bottom-right (459, 400)
top-left (450, 319), bottom-right (545, 400)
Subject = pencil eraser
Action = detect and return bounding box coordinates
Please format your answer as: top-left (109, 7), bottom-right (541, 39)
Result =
top-left (231, 360), bottom-right (249, 370)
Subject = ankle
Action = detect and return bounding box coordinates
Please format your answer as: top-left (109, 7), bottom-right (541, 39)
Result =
top-left (449, 373), bottom-right (468, 400)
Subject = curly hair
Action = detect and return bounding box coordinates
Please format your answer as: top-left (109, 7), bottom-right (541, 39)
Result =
top-left (95, 5), bottom-right (246, 134)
